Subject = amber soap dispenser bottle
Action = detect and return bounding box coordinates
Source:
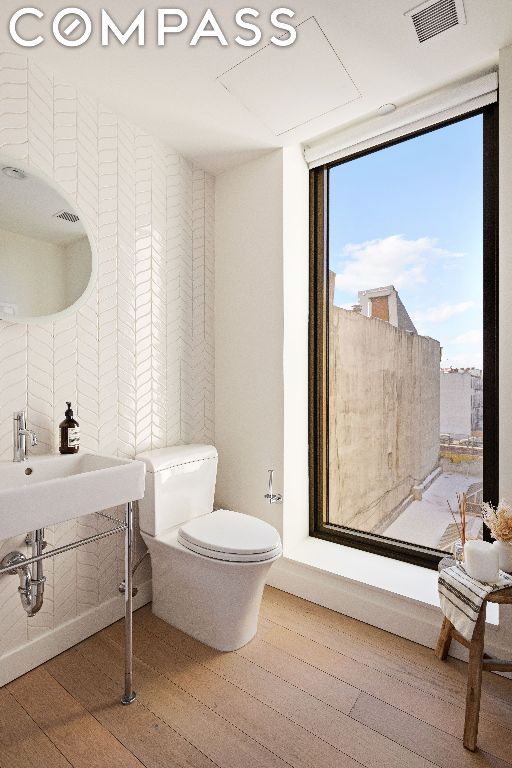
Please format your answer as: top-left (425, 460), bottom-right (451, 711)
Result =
top-left (59, 402), bottom-right (80, 454)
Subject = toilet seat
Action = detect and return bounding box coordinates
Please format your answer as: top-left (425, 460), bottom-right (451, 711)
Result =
top-left (177, 509), bottom-right (282, 563)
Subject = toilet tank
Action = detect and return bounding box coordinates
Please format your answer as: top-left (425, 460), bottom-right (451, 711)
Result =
top-left (136, 445), bottom-right (218, 536)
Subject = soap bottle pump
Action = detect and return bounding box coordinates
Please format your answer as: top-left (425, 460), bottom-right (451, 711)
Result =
top-left (59, 402), bottom-right (80, 454)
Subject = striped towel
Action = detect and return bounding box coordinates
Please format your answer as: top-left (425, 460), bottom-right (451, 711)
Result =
top-left (438, 564), bottom-right (512, 641)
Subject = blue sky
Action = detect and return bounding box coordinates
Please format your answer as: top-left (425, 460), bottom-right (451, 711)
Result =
top-left (329, 114), bottom-right (483, 369)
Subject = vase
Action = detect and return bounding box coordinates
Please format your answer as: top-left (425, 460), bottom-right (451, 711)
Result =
top-left (452, 540), bottom-right (464, 563)
top-left (493, 540), bottom-right (512, 574)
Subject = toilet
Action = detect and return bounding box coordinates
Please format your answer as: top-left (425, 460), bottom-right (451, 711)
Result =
top-left (136, 445), bottom-right (282, 651)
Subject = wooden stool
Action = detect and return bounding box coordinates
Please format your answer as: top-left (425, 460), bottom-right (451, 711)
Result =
top-left (435, 560), bottom-right (512, 751)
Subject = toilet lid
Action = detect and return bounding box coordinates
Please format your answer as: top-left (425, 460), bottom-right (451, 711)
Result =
top-left (178, 509), bottom-right (282, 563)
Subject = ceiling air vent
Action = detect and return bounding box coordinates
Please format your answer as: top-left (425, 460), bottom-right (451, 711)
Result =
top-left (53, 210), bottom-right (80, 223)
top-left (406, 0), bottom-right (466, 44)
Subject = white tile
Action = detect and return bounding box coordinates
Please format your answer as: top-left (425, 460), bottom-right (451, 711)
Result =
top-left (0, 50), bottom-right (214, 677)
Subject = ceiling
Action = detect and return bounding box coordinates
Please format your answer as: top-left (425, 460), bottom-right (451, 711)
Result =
top-left (0, 0), bottom-right (511, 174)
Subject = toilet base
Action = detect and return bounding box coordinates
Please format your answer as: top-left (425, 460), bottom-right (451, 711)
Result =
top-left (142, 528), bottom-right (279, 651)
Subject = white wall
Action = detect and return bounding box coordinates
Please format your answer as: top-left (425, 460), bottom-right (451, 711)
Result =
top-left (214, 145), bottom-right (309, 548)
top-left (498, 44), bottom-right (512, 642)
top-left (0, 51), bottom-right (215, 683)
top-left (0, 227), bottom-right (67, 316)
top-left (500, 46), bottom-right (512, 499)
top-left (282, 145), bottom-right (310, 550)
top-left (215, 151), bottom-right (284, 534)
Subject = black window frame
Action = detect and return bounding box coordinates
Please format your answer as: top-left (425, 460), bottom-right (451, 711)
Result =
top-left (309, 103), bottom-right (499, 570)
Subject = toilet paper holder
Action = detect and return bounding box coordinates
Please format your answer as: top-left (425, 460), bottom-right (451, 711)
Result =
top-left (264, 469), bottom-right (283, 505)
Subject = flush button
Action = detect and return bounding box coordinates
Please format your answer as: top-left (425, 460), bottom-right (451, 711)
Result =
top-left (25, 467), bottom-right (32, 476)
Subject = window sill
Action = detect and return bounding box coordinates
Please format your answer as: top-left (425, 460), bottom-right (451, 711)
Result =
top-left (281, 536), bottom-right (499, 625)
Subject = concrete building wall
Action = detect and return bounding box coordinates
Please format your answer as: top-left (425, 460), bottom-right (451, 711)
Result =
top-left (329, 301), bottom-right (441, 533)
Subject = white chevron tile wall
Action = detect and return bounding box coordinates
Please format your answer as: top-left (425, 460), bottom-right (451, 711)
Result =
top-left (191, 169), bottom-right (215, 444)
top-left (0, 52), bottom-right (215, 673)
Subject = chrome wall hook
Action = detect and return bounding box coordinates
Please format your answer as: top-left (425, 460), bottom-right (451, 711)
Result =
top-left (264, 469), bottom-right (283, 505)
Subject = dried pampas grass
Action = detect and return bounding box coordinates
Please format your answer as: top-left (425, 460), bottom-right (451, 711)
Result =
top-left (482, 499), bottom-right (512, 542)
top-left (448, 492), bottom-right (468, 547)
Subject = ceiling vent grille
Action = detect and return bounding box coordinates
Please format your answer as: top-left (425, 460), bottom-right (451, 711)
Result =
top-left (53, 210), bottom-right (80, 223)
top-left (406, 0), bottom-right (466, 43)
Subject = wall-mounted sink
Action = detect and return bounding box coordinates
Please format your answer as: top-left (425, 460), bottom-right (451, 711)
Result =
top-left (0, 453), bottom-right (146, 539)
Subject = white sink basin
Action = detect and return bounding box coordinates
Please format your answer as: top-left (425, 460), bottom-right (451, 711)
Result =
top-left (0, 453), bottom-right (146, 539)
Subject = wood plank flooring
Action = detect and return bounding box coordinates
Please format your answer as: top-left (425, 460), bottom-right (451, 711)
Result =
top-left (1, 586), bottom-right (511, 768)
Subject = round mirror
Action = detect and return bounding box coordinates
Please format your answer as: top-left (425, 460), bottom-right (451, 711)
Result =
top-left (0, 162), bottom-right (95, 323)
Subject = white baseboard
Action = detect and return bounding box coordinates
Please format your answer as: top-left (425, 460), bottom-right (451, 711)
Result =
top-left (0, 580), bottom-right (152, 687)
top-left (267, 557), bottom-right (510, 666)
top-left (268, 557), bottom-right (443, 646)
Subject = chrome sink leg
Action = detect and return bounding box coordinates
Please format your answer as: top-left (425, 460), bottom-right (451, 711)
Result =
top-left (121, 500), bottom-right (136, 705)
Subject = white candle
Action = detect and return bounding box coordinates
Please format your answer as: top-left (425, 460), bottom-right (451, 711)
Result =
top-left (464, 540), bottom-right (499, 583)
top-left (493, 541), bottom-right (512, 573)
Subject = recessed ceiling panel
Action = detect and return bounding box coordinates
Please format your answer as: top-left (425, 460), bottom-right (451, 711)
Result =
top-left (217, 17), bottom-right (361, 136)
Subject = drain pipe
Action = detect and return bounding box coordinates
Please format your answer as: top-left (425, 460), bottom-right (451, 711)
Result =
top-left (1, 529), bottom-right (46, 617)
top-left (15, 557), bottom-right (33, 614)
top-left (28, 529), bottom-right (46, 617)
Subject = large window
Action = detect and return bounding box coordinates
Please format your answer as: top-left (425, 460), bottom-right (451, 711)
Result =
top-left (309, 105), bottom-right (498, 568)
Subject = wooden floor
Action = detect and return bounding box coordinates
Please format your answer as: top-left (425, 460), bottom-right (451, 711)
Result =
top-left (1, 587), bottom-right (512, 768)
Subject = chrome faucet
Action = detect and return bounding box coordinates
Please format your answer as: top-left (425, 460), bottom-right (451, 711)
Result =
top-left (13, 411), bottom-right (37, 462)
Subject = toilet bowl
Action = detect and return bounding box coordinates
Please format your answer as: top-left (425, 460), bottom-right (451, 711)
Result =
top-left (136, 446), bottom-right (282, 651)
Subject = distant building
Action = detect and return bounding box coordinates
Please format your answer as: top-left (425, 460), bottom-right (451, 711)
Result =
top-left (357, 285), bottom-right (418, 333)
top-left (440, 368), bottom-right (483, 438)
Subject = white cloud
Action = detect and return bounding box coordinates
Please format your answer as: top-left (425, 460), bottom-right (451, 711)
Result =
top-left (334, 235), bottom-right (464, 295)
top-left (414, 302), bottom-right (475, 324)
top-left (453, 329), bottom-right (483, 345)
top-left (443, 329), bottom-right (483, 369)
top-left (442, 351), bottom-right (483, 369)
